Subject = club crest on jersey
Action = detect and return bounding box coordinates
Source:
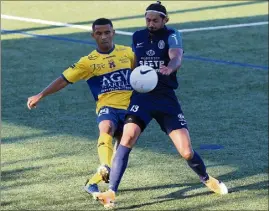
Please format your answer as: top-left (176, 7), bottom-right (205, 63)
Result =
top-left (108, 59), bottom-right (116, 68)
top-left (146, 50), bottom-right (155, 56)
top-left (158, 40), bottom-right (165, 49)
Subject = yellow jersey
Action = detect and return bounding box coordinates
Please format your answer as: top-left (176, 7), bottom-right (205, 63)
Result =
top-left (62, 44), bottom-right (134, 113)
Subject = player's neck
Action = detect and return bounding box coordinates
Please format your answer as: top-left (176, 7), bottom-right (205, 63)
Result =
top-left (149, 25), bottom-right (167, 36)
top-left (96, 44), bottom-right (115, 54)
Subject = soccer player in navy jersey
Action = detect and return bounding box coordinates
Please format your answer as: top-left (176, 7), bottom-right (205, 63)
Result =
top-left (27, 18), bottom-right (135, 200)
top-left (96, 2), bottom-right (228, 209)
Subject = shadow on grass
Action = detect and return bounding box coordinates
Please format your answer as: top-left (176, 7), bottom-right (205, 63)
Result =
top-left (121, 175), bottom-right (268, 194)
top-left (1, 166), bottom-right (43, 181)
top-left (1, 201), bottom-right (14, 206)
top-left (1, 131), bottom-right (55, 144)
top-left (1, 151), bottom-right (82, 166)
top-left (117, 179), bottom-right (268, 210)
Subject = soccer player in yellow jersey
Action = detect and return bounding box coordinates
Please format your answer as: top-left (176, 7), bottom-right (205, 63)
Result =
top-left (27, 18), bottom-right (134, 199)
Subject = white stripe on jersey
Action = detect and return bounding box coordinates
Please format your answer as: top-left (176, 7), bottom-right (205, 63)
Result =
top-left (171, 34), bottom-right (178, 45)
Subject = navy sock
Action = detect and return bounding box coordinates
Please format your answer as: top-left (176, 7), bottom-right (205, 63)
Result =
top-left (109, 144), bottom-right (132, 192)
top-left (187, 150), bottom-right (209, 181)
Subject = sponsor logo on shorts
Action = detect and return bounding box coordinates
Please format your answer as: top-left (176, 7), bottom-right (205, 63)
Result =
top-left (98, 107), bottom-right (109, 116)
top-left (178, 114), bottom-right (187, 126)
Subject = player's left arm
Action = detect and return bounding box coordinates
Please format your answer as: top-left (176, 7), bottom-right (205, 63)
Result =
top-left (160, 30), bottom-right (183, 75)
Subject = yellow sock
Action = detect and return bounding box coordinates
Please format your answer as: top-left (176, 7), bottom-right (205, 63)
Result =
top-left (97, 133), bottom-right (113, 167)
top-left (86, 172), bottom-right (102, 185)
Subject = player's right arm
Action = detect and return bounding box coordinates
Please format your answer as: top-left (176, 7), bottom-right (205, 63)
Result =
top-left (27, 77), bottom-right (68, 110)
top-left (27, 56), bottom-right (92, 110)
top-left (160, 30), bottom-right (183, 75)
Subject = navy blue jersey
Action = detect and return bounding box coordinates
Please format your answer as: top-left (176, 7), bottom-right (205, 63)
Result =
top-left (132, 26), bottom-right (183, 93)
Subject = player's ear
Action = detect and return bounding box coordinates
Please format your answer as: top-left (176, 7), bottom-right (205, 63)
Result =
top-left (91, 25), bottom-right (95, 37)
top-left (164, 17), bottom-right (169, 24)
top-left (112, 29), bottom-right (115, 36)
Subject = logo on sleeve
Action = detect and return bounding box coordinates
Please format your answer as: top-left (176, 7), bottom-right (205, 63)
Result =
top-left (171, 34), bottom-right (179, 45)
top-left (136, 42), bottom-right (144, 48)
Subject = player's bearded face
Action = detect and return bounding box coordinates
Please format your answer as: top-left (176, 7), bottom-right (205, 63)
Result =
top-left (92, 24), bottom-right (115, 51)
top-left (145, 12), bottom-right (167, 32)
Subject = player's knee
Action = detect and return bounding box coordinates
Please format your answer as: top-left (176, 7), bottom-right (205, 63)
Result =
top-left (120, 124), bottom-right (141, 148)
top-left (181, 150), bottom-right (193, 160)
top-left (120, 135), bottom-right (136, 148)
top-left (98, 120), bottom-right (114, 135)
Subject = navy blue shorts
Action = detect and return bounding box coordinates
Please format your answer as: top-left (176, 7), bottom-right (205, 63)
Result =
top-left (97, 106), bottom-right (127, 136)
top-left (126, 92), bottom-right (188, 134)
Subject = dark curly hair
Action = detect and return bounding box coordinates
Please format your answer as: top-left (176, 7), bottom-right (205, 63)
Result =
top-left (145, 1), bottom-right (167, 18)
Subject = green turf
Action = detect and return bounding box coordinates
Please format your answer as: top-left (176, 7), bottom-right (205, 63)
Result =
top-left (1, 1), bottom-right (268, 210)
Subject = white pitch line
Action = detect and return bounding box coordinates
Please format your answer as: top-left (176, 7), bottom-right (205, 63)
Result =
top-left (1, 14), bottom-right (133, 35)
top-left (1, 14), bottom-right (92, 30)
top-left (1, 14), bottom-right (268, 35)
top-left (180, 21), bottom-right (268, 32)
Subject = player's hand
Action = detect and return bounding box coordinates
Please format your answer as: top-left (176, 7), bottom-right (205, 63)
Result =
top-left (27, 94), bottom-right (42, 110)
top-left (159, 64), bottom-right (173, 75)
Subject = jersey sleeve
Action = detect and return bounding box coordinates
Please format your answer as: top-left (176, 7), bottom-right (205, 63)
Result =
top-left (126, 47), bottom-right (135, 69)
top-left (62, 56), bottom-right (93, 83)
top-left (168, 30), bottom-right (183, 49)
top-left (131, 41), bottom-right (135, 52)
top-left (131, 32), bottom-right (137, 52)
